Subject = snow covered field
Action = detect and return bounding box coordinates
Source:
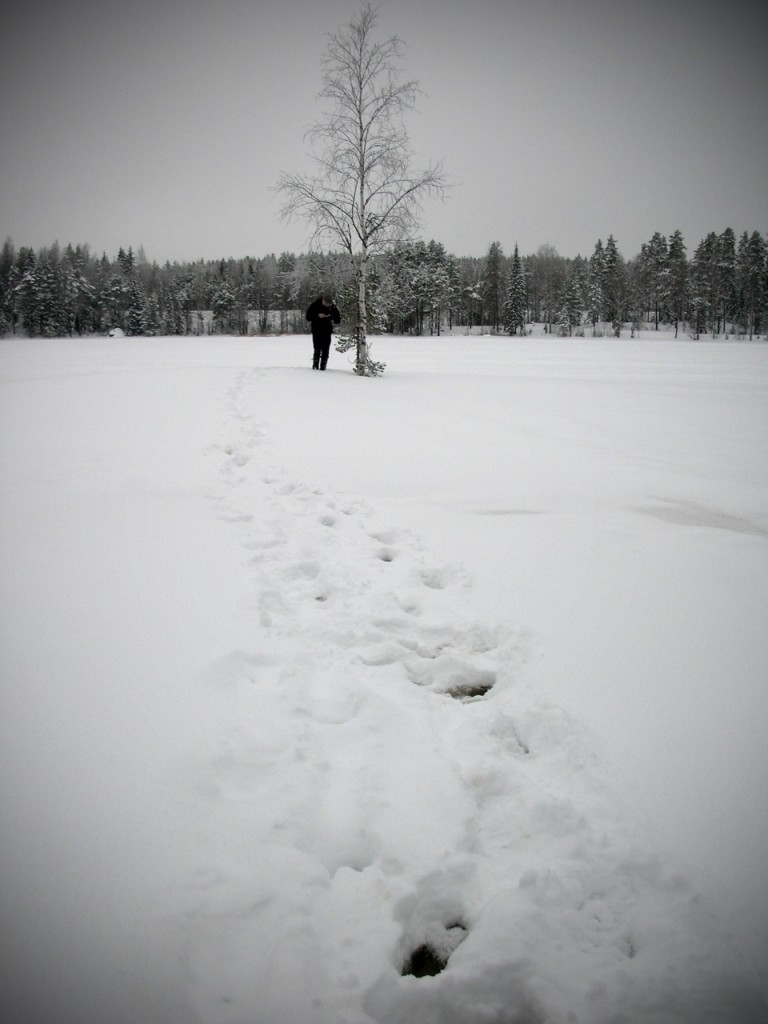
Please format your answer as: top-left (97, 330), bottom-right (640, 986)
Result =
top-left (1, 332), bottom-right (767, 1024)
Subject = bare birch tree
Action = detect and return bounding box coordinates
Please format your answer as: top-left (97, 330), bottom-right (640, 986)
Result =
top-left (276, 3), bottom-right (445, 375)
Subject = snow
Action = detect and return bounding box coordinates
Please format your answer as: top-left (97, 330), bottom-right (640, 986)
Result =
top-left (1, 332), bottom-right (767, 1024)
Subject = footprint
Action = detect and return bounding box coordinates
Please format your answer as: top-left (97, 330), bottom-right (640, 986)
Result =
top-left (401, 922), bottom-right (468, 977)
top-left (281, 560), bottom-right (321, 582)
top-left (394, 866), bottom-right (473, 978)
top-left (218, 511), bottom-right (254, 524)
top-left (394, 591), bottom-right (422, 617)
top-left (446, 678), bottom-right (495, 701)
top-left (404, 654), bottom-right (496, 700)
top-left (274, 481), bottom-right (300, 496)
top-left (419, 566), bottom-right (451, 589)
top-left (358, 640), bottom-right (412, 667)
top-left (369, 529), bottom-right (398, 545)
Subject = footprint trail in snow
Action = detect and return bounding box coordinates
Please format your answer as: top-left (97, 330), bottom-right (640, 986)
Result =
top-left (182, 368), bottom-right (765, 1024)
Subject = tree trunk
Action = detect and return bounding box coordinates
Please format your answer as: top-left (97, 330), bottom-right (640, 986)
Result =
top-left (356, 245), bottom-right (369, 373)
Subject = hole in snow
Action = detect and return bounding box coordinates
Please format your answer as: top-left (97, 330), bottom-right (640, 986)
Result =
top-left (446, 673), bottom-right (496, 701)
top-left (401, 922), bottom-right (468, 978)
top-left (401, 944), bottom-right (448, 978)
top-left (377, 548), bottom-right (396, 562)
top-left (448, 681), bottom-right (494, 700)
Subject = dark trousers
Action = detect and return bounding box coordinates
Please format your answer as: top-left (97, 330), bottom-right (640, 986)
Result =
top-left (312, 336), bottom-right (331, 369)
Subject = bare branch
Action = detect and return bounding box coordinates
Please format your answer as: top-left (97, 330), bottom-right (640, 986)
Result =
top-left (274, 2), bottom-right (448, 374)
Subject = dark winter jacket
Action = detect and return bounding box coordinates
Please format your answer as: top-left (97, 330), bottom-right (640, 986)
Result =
top-left (306, 297), bottom-right (341, 338)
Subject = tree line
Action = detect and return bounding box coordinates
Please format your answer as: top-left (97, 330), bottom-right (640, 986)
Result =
top-left (1, 227), bottom-right (765, 341)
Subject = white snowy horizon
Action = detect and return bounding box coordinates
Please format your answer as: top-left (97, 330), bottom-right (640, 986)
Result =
top-left (1, 332), bottom-right (767, 1023)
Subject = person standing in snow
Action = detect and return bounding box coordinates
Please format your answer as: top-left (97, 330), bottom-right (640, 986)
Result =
top-left (306, 292), bottom-right (341, 370)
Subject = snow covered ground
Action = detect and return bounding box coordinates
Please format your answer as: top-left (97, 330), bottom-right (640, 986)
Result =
top-left (1, 332), bottom-right (767, 1024)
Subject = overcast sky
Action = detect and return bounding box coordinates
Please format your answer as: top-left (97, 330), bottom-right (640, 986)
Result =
top-left (1, 0), bottom-right (765, 263)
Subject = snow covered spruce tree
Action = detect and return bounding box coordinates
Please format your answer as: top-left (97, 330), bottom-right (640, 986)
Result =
top-left (277, 3), bottom-right (445, 375)
top-left (664, 229), bottom-right (688, 338)
top-left (503, 244), bottom-right (526, 335)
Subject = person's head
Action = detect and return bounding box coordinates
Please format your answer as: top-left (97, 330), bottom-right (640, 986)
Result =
top-left (321, 292), bottom-right (332, 307)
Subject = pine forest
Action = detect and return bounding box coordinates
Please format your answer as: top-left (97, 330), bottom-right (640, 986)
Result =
top-left (1, 228), bottom-right (766, 341)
